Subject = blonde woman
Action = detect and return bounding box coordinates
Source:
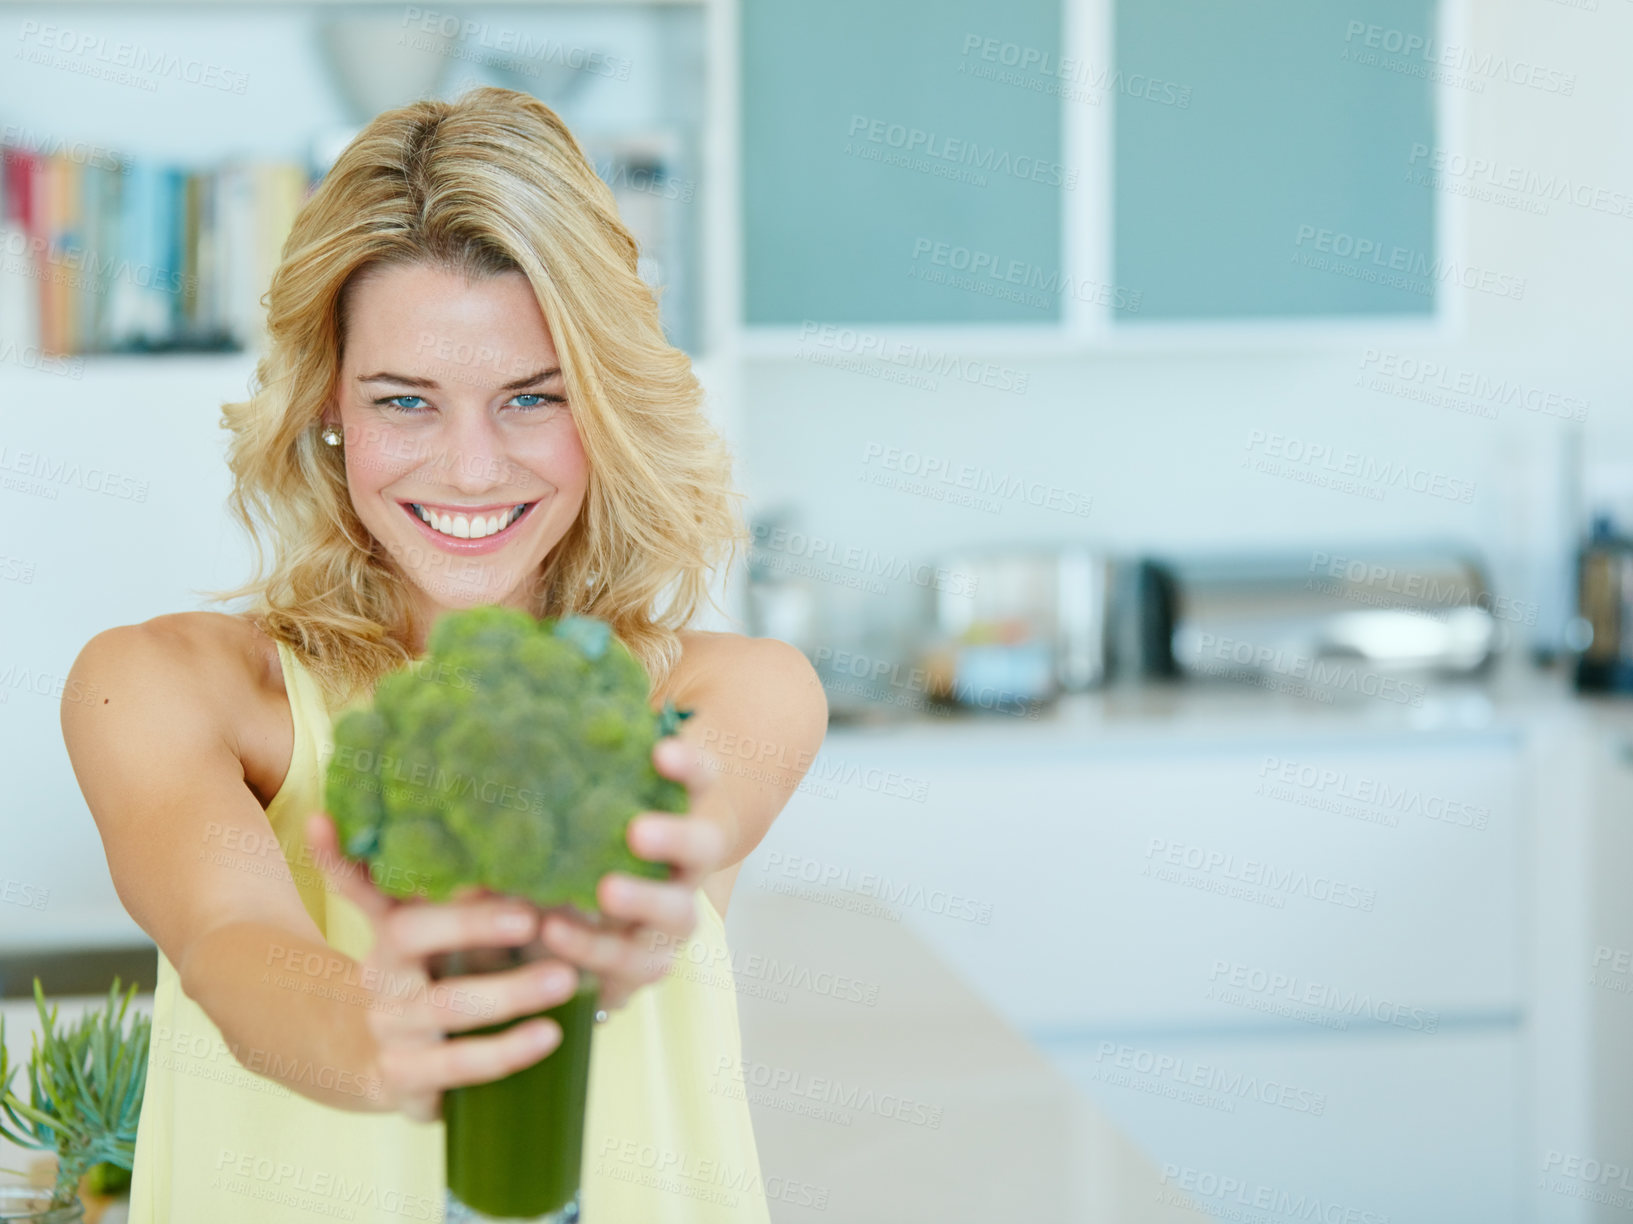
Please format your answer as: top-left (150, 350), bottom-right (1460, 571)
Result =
top-left (60, 86), bottom-right (827, 1223)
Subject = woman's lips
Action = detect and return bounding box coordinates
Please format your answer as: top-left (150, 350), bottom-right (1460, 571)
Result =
top-left (398, 499), bottom-right (539, 555)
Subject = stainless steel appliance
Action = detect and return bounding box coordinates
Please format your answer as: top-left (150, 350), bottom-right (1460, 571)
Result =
top-left (1143, 548), bottom-right (1502, 684)
top-left (1572, 516), bottom-right (1633, 693)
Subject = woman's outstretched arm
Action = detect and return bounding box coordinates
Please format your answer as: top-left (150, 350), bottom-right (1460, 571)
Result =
top-left (59, 617), bottom-right (575, 1118)
top-left (654, 632), bottom-right (831, 884)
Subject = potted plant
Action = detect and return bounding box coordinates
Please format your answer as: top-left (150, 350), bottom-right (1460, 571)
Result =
top-left (0, 978), bottom-right (149, 1222)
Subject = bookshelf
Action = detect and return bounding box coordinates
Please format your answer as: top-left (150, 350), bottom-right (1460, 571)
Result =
top-left (0, 2), bottom-right (716, 361)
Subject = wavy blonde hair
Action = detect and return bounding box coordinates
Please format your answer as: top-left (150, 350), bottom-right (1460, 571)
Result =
top-left (202, 86), bottom-right (746, 708)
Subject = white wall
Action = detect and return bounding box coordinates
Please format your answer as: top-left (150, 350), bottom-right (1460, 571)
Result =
top-left (1, 354), bottom-right (260, 948)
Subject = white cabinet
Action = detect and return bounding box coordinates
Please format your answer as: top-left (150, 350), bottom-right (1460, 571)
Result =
top-left (741, 717), bottom-right (1544, 1219)
top-left (749, 730), bottom-right (1525, 1035)
top-left (1588, 722), bottom-right (1633, 1195)
top-left (1522, 708), bottom-right (1633, 1224)
top-left (1055, 1029), bottom-right (1526, 1224)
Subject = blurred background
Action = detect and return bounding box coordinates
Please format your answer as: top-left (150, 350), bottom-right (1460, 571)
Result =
top-left (3, 0), bottom-right (1633, 1220)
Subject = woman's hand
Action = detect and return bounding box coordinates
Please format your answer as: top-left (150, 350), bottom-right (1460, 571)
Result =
top-left (305, 811), bottom-right (582, 1124)
top-left (535, 735), bottom-right (730, 1013)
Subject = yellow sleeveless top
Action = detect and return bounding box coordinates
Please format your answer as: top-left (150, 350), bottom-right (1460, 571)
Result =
top-left (127, 637), bottom-right (772, 1223)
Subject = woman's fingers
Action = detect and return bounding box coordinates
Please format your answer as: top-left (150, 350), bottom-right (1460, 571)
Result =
top-left (413, 958), bottom-right (581, 1036)
top-left (597, 874), bottom-right (699, 938)
top-left (380, 896), bottom-right (542, 962)
top-left (653, 735), bottom-right (715, 790)
top-left (539, 912), bottom-right (673, 985)
top-left (627, 812), bottom-right (727, 887)
top-left (379, 1016), bottom-right (563, 1101)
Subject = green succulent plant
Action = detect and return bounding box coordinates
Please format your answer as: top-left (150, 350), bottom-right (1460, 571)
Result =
top-left (0, 977), bottom-right (150, 1208)
top-left (325, 606), bottom-right (694, 913)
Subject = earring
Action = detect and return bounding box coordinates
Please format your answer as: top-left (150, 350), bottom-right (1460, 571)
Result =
top-left (321, 426), bottom-right (342, 447)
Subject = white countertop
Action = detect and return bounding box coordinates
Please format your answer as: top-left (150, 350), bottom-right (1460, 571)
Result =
top-left (817, 652), bottom-right (1628, 755)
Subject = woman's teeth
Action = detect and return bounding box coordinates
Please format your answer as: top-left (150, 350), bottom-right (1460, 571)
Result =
top-left (411, 503), bottom-right (529, 540)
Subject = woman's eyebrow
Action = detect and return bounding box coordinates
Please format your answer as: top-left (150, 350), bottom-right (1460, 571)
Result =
top-left (357, 367), bottom-right (564, 391)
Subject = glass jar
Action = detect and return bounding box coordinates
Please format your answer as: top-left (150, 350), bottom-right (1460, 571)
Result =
top-left (0, 1187), bottom-right (84, 1223)
top-left (429, 944), bottom-right (597, 1224)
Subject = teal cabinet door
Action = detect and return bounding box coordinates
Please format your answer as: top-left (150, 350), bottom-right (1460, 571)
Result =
top-left (742, 0), bottom-right (1064, 325)
top-left (1114, 0), bottom-right (1439, 321)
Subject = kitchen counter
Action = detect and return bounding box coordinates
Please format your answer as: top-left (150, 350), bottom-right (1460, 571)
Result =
top-left (819, 651), bottom-right (1621, 750)
top-left (724, 886), bottom-right (1208, 1222)
top-left (747, 648), bottom-right (1633, 1221)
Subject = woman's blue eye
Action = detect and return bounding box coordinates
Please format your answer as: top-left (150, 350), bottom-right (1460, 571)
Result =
top-left (372, 393), bottom-right (563, 413)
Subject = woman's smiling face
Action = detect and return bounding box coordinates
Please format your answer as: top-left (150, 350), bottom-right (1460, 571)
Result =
top-left (322, 262), bottom-right (589, 637)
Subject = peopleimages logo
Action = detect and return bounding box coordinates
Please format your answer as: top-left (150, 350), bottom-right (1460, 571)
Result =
top-left (1187, 632), bottom-right (1427, 708)
top-left (0, 445), bottom-right (149, 501)
top-left (1257, 755), bottom-right (1491, 830)
top-left (860, 442), bottom-right (1092, 518)
top-left (1293, 225), bottom-right (1526, 301)
top-left (1541, 1150), bottom-right (1633, 1204)
top-left (1094, 1043), bottom-right (1327, 1116)
top-left (0, 124), bottom-right (130, 171)
top-left (1208, 958), bottom-right (1440, 1033)
top-left (15, 20), bottom-right (251, 93)
top-left (1143, 838), bottom-right (1377, 911)
top-left (749, 521), bottom-right (980, 597)
top-left (712, 1055), bottom-right (945, 1129)
top-left (846, 114), bottom-right (1078, 188)
top-left (1243, 430), bottom-right (1477, 505)
top-left (760, 851), bottom-right (994, 926)
top-left (1307, 551), bottom-right (1539, 627)
top-left (0, 339), bottom-right (84, 380)
top-left (0, 879), bottom-right (49, 911)
top-left (400, 7), bottom-right (633, 80)
top-left (908, 237), bottom-right (1143, 311)
top-left (1355, 349), bottom-right (1588, 423)
top-left (797, 321), bottom-right (1030, 395)
top-left (958, 33), bottom-right (1193, 108)
top-left (1341, 20), bottom-right (1577, 95)
top-left (1406, 144), bottom-right (1633, 219)
top-left (1158, 1164), bottom-right (1390, 1224)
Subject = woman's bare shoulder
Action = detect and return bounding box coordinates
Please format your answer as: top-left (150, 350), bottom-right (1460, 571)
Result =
top-left (668, 628), bottom-right (828, 727)
top-left (65, 611), bottom-right (296, 805)
top-left (65, 612), bottom-right (284, 744)
top-left (73, 611), bottom-right (276, 693)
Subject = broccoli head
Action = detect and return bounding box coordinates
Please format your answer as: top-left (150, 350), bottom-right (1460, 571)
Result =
top-left (324, 605), bottom-right (695, 913)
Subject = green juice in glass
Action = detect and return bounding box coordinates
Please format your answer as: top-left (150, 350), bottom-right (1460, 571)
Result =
top-left (434, 948), bottom-right (599, 1223)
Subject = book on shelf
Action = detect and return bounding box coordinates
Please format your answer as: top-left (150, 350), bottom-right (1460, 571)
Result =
top-left (0, 140), bottom-right (314, 359)
top-left (0, 128), bottom-right (699, 362)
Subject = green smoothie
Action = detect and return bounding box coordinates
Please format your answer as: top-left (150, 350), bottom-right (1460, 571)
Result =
top-left (437, 952), bottom-right (599, 1221)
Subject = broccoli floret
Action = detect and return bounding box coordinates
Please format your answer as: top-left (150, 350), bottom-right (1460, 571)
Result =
top-left (326, 606), bottom-right (687, 912)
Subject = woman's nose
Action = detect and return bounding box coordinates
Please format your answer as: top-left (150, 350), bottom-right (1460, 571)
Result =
top-left (435, 407), bottom-right (512, 491)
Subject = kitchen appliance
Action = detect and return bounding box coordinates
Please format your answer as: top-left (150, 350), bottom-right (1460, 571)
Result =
top-left (1572, 515), bottom-right (1633, 693)
top-left (921, 546), bottom-right (1115, 711)
top-left (1142, 548), bottom-right (1502, 685)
